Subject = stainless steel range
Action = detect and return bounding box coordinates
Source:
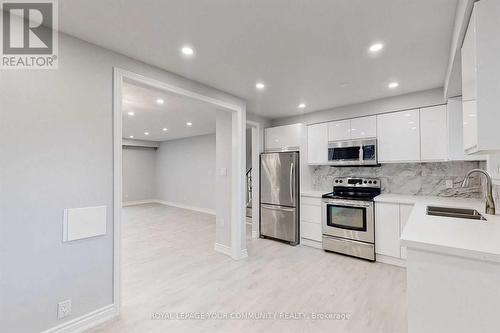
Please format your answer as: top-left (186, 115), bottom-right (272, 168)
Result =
top-left (321, 177), bottom-right (381, 261)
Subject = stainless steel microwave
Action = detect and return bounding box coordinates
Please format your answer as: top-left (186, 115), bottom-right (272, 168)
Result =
top-left (327, 138), bottom-right (377, 166)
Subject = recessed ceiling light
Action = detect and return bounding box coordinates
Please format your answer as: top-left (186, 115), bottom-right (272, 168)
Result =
top-left (388, 82), bottom-right (399, 89)
top-left (298, 103), bottom-right (306, 108)
top-left (162, 127), bottom-right (168, 131)
top-left (127, 111), bottom-right (135, 116)
top-left (369, 43), bottom-right (384, 53)
top-left (256, 82), bottom-right (265, 90)
top-left (181, 46), bottom-right (194, 56)
top-left (144, 131), bottom-right (149, 135)
top-left (129, 135), bottom-right (134, 138)
top-left (186, 122), bottom-right (193, 127)
top-left (156, 98), bottom-right (164, 105)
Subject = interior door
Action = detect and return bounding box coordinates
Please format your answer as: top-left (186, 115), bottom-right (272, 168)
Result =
top-left (260, 204), bottom-right (297, 242)
top-left (260, 152), bottom-right (297, 207)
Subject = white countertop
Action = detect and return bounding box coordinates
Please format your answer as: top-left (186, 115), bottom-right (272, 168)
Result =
top-left (300, 190), bottom-right (325, 198)
top-left (374, 193), bottom-right (421, 204)
top-left (391, 195), bottom-right (500, 263)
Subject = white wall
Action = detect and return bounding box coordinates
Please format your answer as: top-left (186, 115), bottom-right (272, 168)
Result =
top-left (0, 32), bottom-right (245, 333)
top-left (246, 128), bottom-right (252, 171)
top-left (247, 112), bottom-right (271, 154)
top-left (156, 134), bottom-right (216, 212)
top-left (271, 87), bottom-right (445, 126)
top-left (215, 111), bottom-right (233, 247)
top-left (122, 147), bottom-right (157, 202)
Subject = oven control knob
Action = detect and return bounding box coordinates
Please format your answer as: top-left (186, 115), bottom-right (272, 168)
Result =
top-left (339, 180), bottom-right (343, 183)
top-left (363, 180), bottom-right (367, 184)
top-left (335, 180), bottom-right (338, 183)
top-left (373, 180), bottom-right (377, 184)
top-left (368, 181), bottom-right (372, 184)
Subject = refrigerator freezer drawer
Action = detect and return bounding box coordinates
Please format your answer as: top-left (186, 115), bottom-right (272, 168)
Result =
top-left (260, 204), bottom-right (298, 244)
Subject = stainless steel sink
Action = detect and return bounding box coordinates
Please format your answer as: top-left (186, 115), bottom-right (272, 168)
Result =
top-left (426, 206), bottom-right (487, 221)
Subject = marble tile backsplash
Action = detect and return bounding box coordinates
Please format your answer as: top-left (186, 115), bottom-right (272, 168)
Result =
top-left (311, 161), bottom-right (482, 198)
top-left (493, 185), bottom-right (500, 210)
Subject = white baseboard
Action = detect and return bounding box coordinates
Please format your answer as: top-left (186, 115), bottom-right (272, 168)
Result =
top-left (300, 238), bottom-right (323, 249)
top-left (123, 199), bottom-right (216, 216)
top-left (214, 242), bottom-right (232, 256)
top-left (214, 243), bottom-right (248, 259)
top-left (122, 199), bottom-right (156, 207)
top-left (376, 254), bottom-right (407, 267)
top-left (41, 304), bottom-right (116, 333)
top-left (252, 230), bottom-right (258, 238)
top-left (155, 200), bottom-right (216, 215)
top-left (239, 248), bottom-right (249, 259)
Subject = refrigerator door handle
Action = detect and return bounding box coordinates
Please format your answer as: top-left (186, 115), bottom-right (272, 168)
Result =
top-left (261, 204), bottom-right (296, 212)
top-left (289, 162), bottom-right (294, 204)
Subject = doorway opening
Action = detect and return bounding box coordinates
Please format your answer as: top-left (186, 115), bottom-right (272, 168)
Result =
top-left (246, 121), bottom-right (261, 238)
top-left (112, 68), bottom-right (246, 314)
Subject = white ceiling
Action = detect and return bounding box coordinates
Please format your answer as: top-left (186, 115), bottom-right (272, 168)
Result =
top-left (122, 80), bottom-right (217, 141)
top-left (59, 0), bottom-right (458, 119)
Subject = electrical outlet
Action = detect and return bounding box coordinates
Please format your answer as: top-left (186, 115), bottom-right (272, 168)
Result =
top-left (445, 180), bottom-right (454, 189)
top-left (57, 299), bottom-right (72, 319)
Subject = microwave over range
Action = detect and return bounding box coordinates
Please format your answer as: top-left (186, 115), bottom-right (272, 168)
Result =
top-left (328, 138), bottom-right (377, 166)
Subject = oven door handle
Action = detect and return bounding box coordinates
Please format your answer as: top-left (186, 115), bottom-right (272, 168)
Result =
top-left (323, 200), bottom-right (371, 208)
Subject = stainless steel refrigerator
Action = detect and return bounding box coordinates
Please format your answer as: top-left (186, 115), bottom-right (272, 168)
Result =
top-left (259, 151), bottom-right (299, 245)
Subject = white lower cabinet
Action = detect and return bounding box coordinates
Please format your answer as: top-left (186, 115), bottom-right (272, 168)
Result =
top-left (301, 221), bottom-right (322, 242)
top-left (375, 201), bottom-right (414, 264)
top-left (399, 204), bottom-right (414, 259)
top-left (375, 202), bottom-right (401, 258)
top-left (300, 195), bottom-right (322, 245)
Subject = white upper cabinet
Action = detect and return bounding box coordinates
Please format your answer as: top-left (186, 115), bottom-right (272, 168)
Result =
top-left (350, 116), bottom-right (377, 139)
top-left (328, 120), bottom-right (350, 141)
top-left (420, 105), bottom-right (448, 161)
top-left (447, 98), bottom-right (486, 161)
top-left (377, 109), bottom-right (420, 163)
top-left (461, 8), bottom-right (477, 102)
top-left (307, 123), bottom-right (328, 164)
top-left (303, 102), bottom-right (480, 165)
top-left (327, 116), bottom-right (376, 142)
top-left (461, 0), bottom-right (500, 154)
top-left (462, 100), bottom-right (478, 152)
top-left (265, 123), bottom-right (303, 151)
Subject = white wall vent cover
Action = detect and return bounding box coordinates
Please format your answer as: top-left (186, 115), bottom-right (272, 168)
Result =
top-left (63, 206), bottom-right (107, 242)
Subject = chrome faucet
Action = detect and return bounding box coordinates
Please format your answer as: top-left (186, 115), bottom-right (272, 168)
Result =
top-left (461, 169), bottom-right (496, 215)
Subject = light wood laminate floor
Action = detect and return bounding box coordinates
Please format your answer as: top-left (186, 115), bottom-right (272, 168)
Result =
top-left (88, 204), bottom-right (407, 333)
